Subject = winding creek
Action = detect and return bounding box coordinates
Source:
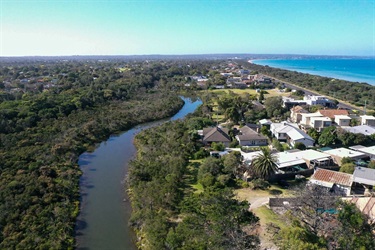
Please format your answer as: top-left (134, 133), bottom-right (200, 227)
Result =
top-left (75, 97), bottom-right (202, 250)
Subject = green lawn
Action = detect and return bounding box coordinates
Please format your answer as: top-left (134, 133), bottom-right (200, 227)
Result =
top-left (253, 205), bottom-right (286, 230)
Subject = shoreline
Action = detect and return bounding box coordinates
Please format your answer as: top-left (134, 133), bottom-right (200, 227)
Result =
top-left (251, 58), bottom-right (375, 85)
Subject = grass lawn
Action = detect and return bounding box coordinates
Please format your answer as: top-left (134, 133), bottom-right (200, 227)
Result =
top-left (253, 205), bottom-right (286, 230)
top-left (235, 184), bottom-right (293, 201)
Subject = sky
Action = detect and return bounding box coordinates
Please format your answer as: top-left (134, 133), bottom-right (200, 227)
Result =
top-left (0, 0), bottom-right (374, 56)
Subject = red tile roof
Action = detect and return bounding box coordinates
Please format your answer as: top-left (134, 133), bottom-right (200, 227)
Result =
top-left (311, 168), bottom-right (353, 187)
top-left (318, 109), bottom-right (349, 119)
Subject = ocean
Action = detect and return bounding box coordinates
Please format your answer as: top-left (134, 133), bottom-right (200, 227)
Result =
top-left (252, 58), bottom-right (375, 86)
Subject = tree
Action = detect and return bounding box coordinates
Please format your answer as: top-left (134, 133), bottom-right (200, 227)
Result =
top-left (222, 151), bottom-right (242, 176)
top-left (272, 138), bottom-right (284, 152)
top-left (307, 128), bottom-right (320, 141)
top-left (260, 125), bottom-right (271, 138)
top-left (290, 184), bottom-right (339, 236)
top-left (335, 201), bottom-right (375, 250)
top-left (318, 126), bottom-right (337, 146)
top-left (264, 96), bottom-right (284, 118)
top-left (258, 91), bottom-right (265, 102)
top-left (251, 147), bottom-right (278, 180)
top-left (339, 163), bottom-right (355, 174)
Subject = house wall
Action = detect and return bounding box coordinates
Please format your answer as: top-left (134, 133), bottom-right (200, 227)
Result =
top-left (238, 139), bottom-right (268, 147)
top-left (336, 118), bottom-right (350, 126)
top-left (363, 119), bottom-right (375, 126)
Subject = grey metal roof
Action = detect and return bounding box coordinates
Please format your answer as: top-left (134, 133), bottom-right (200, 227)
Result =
top-left (353, 167), bottom-right (375, 186)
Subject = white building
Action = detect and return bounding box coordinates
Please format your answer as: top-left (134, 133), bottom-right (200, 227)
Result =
top-left (334, 115), bottom-right (352, 127)
top-left (324, 148), bottom-right (368, 165)
top-left (271, 122), bottom-right (315, 147)
top-left (361, 115), bottom-right (375, 126)
top-left (303, 95), bottom-right (335, 107)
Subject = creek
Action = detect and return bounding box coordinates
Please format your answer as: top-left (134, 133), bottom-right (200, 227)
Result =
top-left (75, 97), bottom-right (202, 250)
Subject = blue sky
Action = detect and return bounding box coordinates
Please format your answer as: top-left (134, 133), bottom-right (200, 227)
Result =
top-left (1, 0), bottom-right (374, 56)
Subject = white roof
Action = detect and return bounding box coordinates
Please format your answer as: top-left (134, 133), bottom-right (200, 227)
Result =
top-left (259, 119), bottom-right (272, 125)
top-left (287, 128), bottom-right (314, 141)
top-left (334, 115), bottom-right (351, 119)
top-left (354, 145), bottom-right (375, 156)
top-left (325, 148), bottom-right (367, 159)
top-left (241, 151), bottom-right (262, 162)
top-left (361, 115), bottom-right (375, 120)
top-left (276, 151), bottom-right (306, 169)
top-left (301, 112), bottom-right (323, 118)
top-left (310, 116), bottom-right (331, 122)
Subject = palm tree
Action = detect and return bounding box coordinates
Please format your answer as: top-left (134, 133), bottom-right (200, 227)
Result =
top-left (251, 147), bottom-right (278, 180)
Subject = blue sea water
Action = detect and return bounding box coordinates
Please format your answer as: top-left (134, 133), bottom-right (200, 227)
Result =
top-left (252, 58), bottom-right (375, 85)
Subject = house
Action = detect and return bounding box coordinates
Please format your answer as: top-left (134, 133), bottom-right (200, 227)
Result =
top-left (238, 69), bottom-right (250, 75)
top-left (202, 126), bottom-right (231, 147)
top-left (334, 115), bottom-right (352, 127)
top-left (324, 148), bottom-right (369, 165)
top-left (303, 95), bottom-right (336, 108)
top-left (274, 150), bottom-right (308, 173)
top-left (353, 167), bottom-right (375, 187)
top-left (350, 145), bottom-right (375, 160)
top-left (245, 123), bottom-right (261, 133)
top-left (259, 119), bottom-right (272, 126)
top-left (309, 116), bottom-right (332, 132)
top-left (282, 96), bottom-right (307, 109)
top-left (360, 115), bottom-right (375, 126)
top-left (300, 112), bottom-right (325, 128)
top-left (271, 122), bottom-right (315, 147)
top-left (310, 168), bottom-right (353, 196)
top-left (300, 110), bottom-right (348, 132)
top-left (276, 149), bottom-right (333, 171)
top-left (220, 72), bottom-right (233, 77)
top-left (235, 125), bottom-right (268, 147)
top-left (290, 105), bottom-right (308, 123)
top-left (342, 125), bottom-right (375, 136)
top-left (318, 109), bottom-right (349, 120)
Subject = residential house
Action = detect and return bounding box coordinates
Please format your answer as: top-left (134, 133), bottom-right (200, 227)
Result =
top-left (271, 122), bottom-right (315, 147)
top-left (334, 115), bottom-right (351, 127)
top-left (324, 148), bottom-right (369, 165)
top-left (300, 109), bottom-right (348, 132)
top-left (353, 167), bottom-right (375, 188)
top-left (238, 69), bottom-right (250, 75)
top-left (300, 112), bottom-right (325, 129)
top-left (309, 116), bottom-right (332, 132)
top-left (282, 96), bottom-right (307, 109)
top-left (361, 115), bottom-right (375, 126)
top-left (220, 72), bottom-right (233, 77)
top-left (202, 126), bottom-right (231, 147)
top-left (245, 123), bottom-right (261, 133)
top-left (310, 168), bottom-right (353, 196)
top-left (275, 150), bottom-right (308, 173)
top-left (259, 119), bottom-right (272, 126)
top-left (235, 125), bottom-right (268, 147)
top-left (342, 125), bottom-right (375, 136)
top-left (350, 145), bottom-right (375, 160)
top-left (290, 105), bottom-right (308, 123)
top-left (318, 109), bottom-right (349, 120)
top-left (303, 95), bottom-right (336, 108)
